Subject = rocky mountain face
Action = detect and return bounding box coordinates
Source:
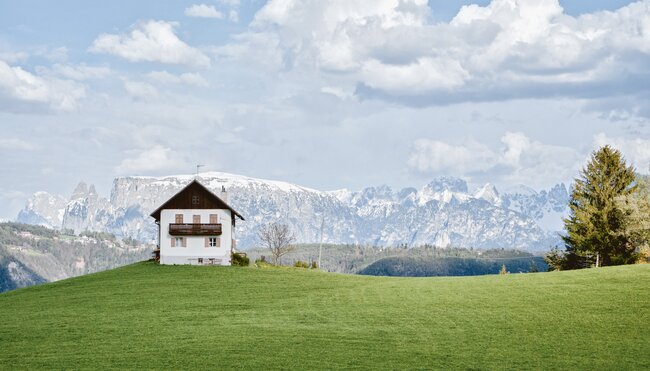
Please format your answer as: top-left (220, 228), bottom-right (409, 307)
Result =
top-left (16, 172), bottom-right (569, 251)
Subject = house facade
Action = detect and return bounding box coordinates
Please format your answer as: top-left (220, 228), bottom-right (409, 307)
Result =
top-left (150, 180), bottom-right (244, 265)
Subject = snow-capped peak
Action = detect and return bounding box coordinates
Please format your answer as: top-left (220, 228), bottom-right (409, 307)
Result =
top-left (474, 183), bottom-right (501, 206)
top-left (17, 172), bottom-right (568, 251)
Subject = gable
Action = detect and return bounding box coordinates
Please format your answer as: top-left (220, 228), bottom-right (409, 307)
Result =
top-left (150, 180), bottom-right (244, 222)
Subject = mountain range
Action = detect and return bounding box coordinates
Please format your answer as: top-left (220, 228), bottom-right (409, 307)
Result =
top-left (16, 172), bottom-right (569, 251)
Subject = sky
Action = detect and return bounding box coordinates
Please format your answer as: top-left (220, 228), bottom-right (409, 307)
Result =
top-left (0, 0), bottom-right (649, 220)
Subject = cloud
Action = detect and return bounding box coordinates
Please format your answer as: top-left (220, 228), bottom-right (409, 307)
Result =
top-left (0, 60), bottom-right (85, 111)
top-left (114, 145), bottom-right (189, 175)
top-left (123, 79), bottom-right (159, 100)
top-left (218, 0), bottom-right (650, 108)
top-left (185, 4), bottom-right (224, 19)
top-left (320, 86), bottom-right (353, 100)
top-left (0, 51), bottom-right (28, 63)
top-left (408, 132), bottom-right (583, 186)
top-left (593, 133), bottom-right (650, 173)
top-left (146, 70), bottom-right (208, 87)
top-left (90, 20), bottom-right (211, 67)
top-left (228, 9), bottom-right (239, 22)
top-left (34, 63), bottom-right (111, 81)
top-left (51, 63), bottom-right (111, 80)
top-left (408, 138), bottom-right (495, 174)
top-left (0, 138), bottom-right (35, 151)
top-left (361, 57), bottom-right (470, 93)
top-left (43, 47), bottom-right (68, 62)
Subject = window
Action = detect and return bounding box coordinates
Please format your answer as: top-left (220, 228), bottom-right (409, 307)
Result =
top-left (209, 237), bottom-right (220, 247)
top-left (192, 195), bottom-right (200, 205)
top-left (209, 214), bottom-right (218, 224)
top-left (198, 258), bottom-right (203, 264)
top-left (172, 237), bottom-right (187, 247)
top-left (193, 215), bottom-right (201, 224)
top-left (175, 214), bottom-right (183, 223)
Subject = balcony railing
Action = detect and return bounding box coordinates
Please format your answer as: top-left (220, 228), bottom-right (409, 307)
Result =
top-left (169, 223), bottom-right (222, 236)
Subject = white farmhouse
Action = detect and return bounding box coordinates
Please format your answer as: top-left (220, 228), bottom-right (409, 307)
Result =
top-left (150, 179), bottom-right (244, 265)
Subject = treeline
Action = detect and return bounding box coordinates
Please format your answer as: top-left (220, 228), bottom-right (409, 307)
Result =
top-left (246, 243), bottom-right (545, 276)
top-left (358, 256), bottom-right (547, 277)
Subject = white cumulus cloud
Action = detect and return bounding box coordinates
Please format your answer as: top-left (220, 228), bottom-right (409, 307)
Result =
top-left (408, 131), bottom-right (583, 187)
top-left (185, 4), bottom-right (224, 19)
top-left (219, 0), bottom-right (650, 108)
top-left (0, 60), bottom-right (85, 111)
top-left (408, 138), bottom-right (495, 174)
top-left (123, 79), bottom-right (159, 100)
top-left (115, 145), bottom-right (188, 175)
top-left (146, 70), bottom-right (208, 87)
top-left (90, 20), bottom-right (211, 67)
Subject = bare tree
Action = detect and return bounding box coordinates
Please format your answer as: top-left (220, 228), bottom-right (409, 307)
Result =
top-left (257, 223), bottom-right (296, 265)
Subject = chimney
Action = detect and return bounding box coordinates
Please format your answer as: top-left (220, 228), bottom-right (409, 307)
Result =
top-left (220, 185), bottom-right (228, 203)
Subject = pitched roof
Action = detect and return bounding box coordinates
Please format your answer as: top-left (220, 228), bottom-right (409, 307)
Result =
top-left (149, 179), bottom-right (244, 222)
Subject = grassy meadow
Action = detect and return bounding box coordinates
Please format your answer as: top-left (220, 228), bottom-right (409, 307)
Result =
top-left (1, 262), bottom-right (649, 370)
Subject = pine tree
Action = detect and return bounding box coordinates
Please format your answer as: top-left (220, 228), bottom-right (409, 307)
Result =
top-left (617, 175), bottom-right (650, 263)
top-left (562, 146), bottom-right (637, 268)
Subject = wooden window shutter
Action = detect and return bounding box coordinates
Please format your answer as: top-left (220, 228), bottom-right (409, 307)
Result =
top-left (232, 239), bottom-right (236, 248)
top-left (210, 214), bottom-right (218, 224)
top-left (171, 237), bottom-right (176, 247)
top-left (181, 237), bottom-right (187, 248)
top-left (193, 215), bottom-right (201, 224)
top-left (175, 214), bottom-right (183, 223)
top-left (216, 237), bottom-right (221, 247)
top-left (205, 237), bottom-right (209, 248)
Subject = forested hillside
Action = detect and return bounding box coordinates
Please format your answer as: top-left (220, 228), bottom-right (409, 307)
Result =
top-left (0, 223), bottom-right (151, 292)
top-left (246, 244), bottom-right (546, 276)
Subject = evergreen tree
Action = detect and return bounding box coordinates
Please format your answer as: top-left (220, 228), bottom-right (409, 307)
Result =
top-left (617, 175), bottom-right (650, 263)
top-left (561, 146), bottom-right (637, 268)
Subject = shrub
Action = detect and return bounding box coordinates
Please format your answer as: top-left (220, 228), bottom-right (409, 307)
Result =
top-left (310, 261), bottom-right (318, 269)
top-left (231, 253), bottom-right (250, 267)
top-left (499, 264), bottom-right (508, 275)
top-left (637, 245), bottom-right (650, 264)
top-left (294, 260), bottom-right (309, 268)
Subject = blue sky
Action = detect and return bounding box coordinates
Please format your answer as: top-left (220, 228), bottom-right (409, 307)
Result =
top-left (0, 0), bottom-right (649, 220)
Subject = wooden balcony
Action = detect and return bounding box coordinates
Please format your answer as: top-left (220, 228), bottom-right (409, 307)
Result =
top-left (169, 223), bottom-right (222, 236)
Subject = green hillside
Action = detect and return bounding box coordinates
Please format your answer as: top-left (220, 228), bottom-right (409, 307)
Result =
top-left (1, 262), bottom-right (649, 370)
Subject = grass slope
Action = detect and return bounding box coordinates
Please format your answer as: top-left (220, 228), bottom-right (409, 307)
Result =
top-left (1, 262), bottom-right (649, 370)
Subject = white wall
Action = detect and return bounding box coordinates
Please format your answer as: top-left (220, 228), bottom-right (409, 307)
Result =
top-left (159, 209), bottom-right (234, 265)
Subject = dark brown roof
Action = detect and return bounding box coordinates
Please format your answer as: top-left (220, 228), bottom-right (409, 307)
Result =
top-left (149, 179), bottom-right (244, 222)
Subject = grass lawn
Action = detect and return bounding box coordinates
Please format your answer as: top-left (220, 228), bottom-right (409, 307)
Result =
top-left (1, 262), bottom-right (649, 370)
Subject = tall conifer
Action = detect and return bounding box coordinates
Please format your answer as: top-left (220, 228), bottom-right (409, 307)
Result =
top-left (562, 146), bottom-right (637, 267)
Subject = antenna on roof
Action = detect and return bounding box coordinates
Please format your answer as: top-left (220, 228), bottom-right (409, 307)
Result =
top-left (195, 164), bottom-right (205, 178)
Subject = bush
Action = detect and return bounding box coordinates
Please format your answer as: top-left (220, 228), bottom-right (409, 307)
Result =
top-left (231, 253), bottom-right (250, 267)
top-left (293, 260), bottom-right (309, 268)
top-left (637, 245), bottom-right (650, 264)
top-left (310, 261), bottom-right (318, 269)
